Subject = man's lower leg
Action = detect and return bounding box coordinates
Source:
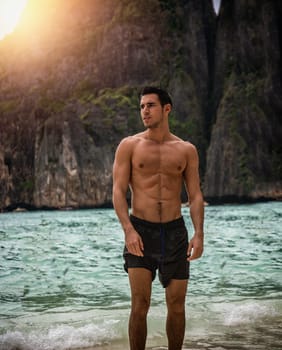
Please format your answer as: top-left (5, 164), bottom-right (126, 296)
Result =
top-left (129, 311), bottom-right (147, 350)
top-left (166, 309), bottom-right (185, 350)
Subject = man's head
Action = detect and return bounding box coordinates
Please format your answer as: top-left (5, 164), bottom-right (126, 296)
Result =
top-left (139, 86), bottom-right (172, 129)
top-left (140, 86), bottom-right (173, 107)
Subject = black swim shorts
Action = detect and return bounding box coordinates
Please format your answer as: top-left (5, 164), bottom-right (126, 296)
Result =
top-left (123, 215), bottom-right (190, 288)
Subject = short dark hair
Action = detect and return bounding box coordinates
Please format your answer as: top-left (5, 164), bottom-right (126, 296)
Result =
top-left (140, 86), bottom-right (173, 107)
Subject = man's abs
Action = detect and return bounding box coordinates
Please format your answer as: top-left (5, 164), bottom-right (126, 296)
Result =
top-left (131, 192), bottom-right (182, 223)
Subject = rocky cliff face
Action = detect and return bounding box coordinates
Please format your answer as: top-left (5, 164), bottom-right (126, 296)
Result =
top-left (0, 0), bottom-right (281, 210)
top-left (33, 109), bottom-right (114, 208)
top-left (203, 0), bottom-right (282, 201)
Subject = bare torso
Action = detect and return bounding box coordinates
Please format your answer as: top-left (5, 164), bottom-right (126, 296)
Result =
top-left (129, 132), bottom-right (188, 223)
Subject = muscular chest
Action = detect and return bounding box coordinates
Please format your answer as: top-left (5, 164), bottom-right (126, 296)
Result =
top-left (132, 141), bottom-right (186, 175)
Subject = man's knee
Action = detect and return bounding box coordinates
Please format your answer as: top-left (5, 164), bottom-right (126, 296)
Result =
top-left (131, 295), bottom-right (151, 317)
top-left (166, 293), bottom-right (185, 314)
top-left (166, 279), bottom-right (187, 312)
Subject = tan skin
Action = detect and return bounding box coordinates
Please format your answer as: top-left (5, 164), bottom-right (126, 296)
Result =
top-left (112, 93), bottom-right (204, 350)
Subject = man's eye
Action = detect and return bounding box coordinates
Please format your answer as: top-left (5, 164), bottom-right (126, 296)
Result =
top-left (140, 103), bottom-right (157, 109)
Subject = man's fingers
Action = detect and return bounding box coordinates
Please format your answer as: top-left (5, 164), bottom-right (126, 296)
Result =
top-left (127, 239), bottom-right (144, 256)
top-left (137, 239), bottom-right (144, 256)
top-left (187, 241), bottom-right (193, 258)
top-left (188, 248), bottom-right (203, 261)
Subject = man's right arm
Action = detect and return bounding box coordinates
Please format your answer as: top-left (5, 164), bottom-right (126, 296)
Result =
top-left (112, 138), bottom-right (144, 256)
top-left (183, 143), bottom-right (204, 261)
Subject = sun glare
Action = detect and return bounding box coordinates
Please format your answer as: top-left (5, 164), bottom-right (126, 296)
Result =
top-left (0, 0), bottom-right (28, 40)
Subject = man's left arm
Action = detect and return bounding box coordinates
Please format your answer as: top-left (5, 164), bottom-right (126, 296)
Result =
top-left (184, 143), bottom-right (204, 261)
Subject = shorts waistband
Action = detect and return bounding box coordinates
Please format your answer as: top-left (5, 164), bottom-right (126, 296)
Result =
top-left (130, 214), bottom-right (185, 230)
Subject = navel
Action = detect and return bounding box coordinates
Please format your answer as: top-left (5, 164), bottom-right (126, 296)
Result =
top-left (177, 165), bottom-right (182, 171)
top-left (139, 163), bottom-right (144, 168)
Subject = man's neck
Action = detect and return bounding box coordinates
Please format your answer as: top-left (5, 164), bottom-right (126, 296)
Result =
top-left (145, 128), bottom-right (171, 143)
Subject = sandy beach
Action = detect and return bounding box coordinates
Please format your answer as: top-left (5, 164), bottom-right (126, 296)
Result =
top-left (73, 340), bottom-right (191, 350)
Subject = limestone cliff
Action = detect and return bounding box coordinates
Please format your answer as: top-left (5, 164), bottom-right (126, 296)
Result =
top-left (203, 0), bottom-right (282, 201)
top-left (0, 0), bottom-right (215, 210)
top-left (33, 109), bottom-right (113, 208)
top-left (0, 0), bottom-right (281, 210)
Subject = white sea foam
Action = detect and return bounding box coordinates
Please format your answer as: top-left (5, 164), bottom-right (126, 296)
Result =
top-left (0, 320), bottom-right (122, 350)
top-left (221, 301), bottom-right (278, 326)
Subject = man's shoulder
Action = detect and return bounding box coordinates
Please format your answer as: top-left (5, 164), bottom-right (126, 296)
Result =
top-left (171, 135), bottom-right (196, 149)
top-left (119, 133), bottom-right (145, 144)
top-left (182, 140), bottom-right (198, 155)
top-left (117, 133), bottom-right (144, 151)
top-left (184, 139), bottom-right (196, 149)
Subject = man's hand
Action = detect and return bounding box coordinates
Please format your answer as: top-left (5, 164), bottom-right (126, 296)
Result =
top-left (187, 234), bottom-right (204, 261)
top-left (125, 228), bottom-right (144, 257)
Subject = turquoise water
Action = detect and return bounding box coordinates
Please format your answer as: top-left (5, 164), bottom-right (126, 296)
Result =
top-left (0, 202), bottom-right (281, 349)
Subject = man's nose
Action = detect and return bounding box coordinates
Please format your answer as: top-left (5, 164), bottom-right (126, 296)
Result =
top-left (143, 105), bottom-right (150, 113)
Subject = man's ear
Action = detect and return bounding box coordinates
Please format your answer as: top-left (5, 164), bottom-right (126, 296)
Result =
top-left (164, 104), bottom-right (171, 113)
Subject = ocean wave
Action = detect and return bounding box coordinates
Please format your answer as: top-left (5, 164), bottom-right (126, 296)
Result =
top-left (0, 319), bottom-right (125, 350)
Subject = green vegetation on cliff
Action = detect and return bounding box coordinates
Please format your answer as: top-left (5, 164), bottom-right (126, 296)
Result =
top-left (0, 0), bottom-right (281, 210)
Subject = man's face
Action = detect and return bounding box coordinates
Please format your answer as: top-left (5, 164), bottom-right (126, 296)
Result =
top-left (140, 93), bottom-right (164, 129)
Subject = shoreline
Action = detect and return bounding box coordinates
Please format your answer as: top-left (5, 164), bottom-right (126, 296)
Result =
top-left (1, 197), bottom-right (281, 213)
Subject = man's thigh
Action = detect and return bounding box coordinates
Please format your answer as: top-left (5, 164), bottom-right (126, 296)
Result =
top-left (128, 268), bottom-right (153, 302)
top-left (165, 279), bottom-right (188, 307)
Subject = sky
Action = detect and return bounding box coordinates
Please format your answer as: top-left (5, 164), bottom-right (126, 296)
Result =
top-left (213, 0), bottom-right (221, 14)
top-left (0, 0), bottom-right (27, 40)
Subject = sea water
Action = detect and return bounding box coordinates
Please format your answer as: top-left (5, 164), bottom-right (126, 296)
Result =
top-left (0, 202), bottom-right (281, 350)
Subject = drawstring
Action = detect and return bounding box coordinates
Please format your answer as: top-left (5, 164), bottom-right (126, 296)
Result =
top-left (160, 225), bottom-right (165, 260)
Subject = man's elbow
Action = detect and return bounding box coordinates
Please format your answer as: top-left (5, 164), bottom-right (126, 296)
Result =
top-left (112, 186), bottom-right (126, 204)
top-left (189, 192), bottom-right (204, 206)
top-left (112, 187), bottom-right (119, 204)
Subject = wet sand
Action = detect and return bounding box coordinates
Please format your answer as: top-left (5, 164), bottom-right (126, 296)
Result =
top-left (73, 335), bottom-right (282, 350)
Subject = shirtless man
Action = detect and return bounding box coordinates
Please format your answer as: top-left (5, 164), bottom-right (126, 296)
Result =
top-left (112, 86), bottom-right (204, 350)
